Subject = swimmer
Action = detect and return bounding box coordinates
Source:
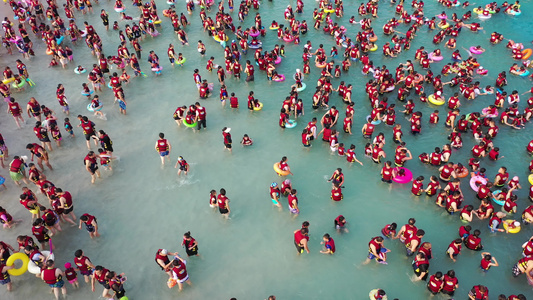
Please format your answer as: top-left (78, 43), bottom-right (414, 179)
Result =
top-left (155, 133), bottom-right (171, 165)
top-left (182, 232), bottom-right (199, 256)
top-left (320, 234), bottom-right (335, 254)
top-left (366, 236), bottom-right (389, 264)
top-left (328, 168), bottom-right (344, 188)
top-left (446, 239), bottom-right (463, 262)
top-left (40, 260), bottom-right (67, 300)
top-left (288, 189), bottom-right (299, 215)
top-left (217, 188), bottom-right (230, 219)
top-left (84, 151), bottom-right (101, 184)
top-left (64, 262), bottom-right (79, 289)
top-left (293, 228), bottom-right (309, 254)
top-left (79, 213), bottom-right (100, 238)
top-left (222, 127), bottom-right (232, 152)
top-left (480, 252), bottom-right (499, 272)
top-left (174, 156), bottom-right (189, 176)
top-left (240, 134), bottom-right (253, 146)
top-left (277, 156), bottom-right (293, 175)
top-left (269, 182), bottom-right (282, 209)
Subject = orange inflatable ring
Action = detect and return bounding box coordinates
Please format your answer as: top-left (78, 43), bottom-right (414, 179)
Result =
top-left (273, 163), bottom-right (290, 176)
top-left (163, 10), bottom-right (171, 17)
top-left (522, 49), bottom-right (532, 60)
top-left (316, 62), bottom-right (327, 68)
top-left (369, 35), bottom-right (378, 42)
top-left (45, 49), bottom-right (53, 55)
top-left (454, 165), bottom-right (469, 178)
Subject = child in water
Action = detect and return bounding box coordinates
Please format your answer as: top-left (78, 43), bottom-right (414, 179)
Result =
top-left (241, 134), bottom-right (253, 146)
top-left (64, 262), bottom-right (79, 288)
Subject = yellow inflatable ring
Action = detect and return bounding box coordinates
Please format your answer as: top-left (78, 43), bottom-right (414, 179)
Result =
top-left (503, 220), bottom-right (521, 233)
top-left (369, 45), bottom-right (378, 52)
top-left (2, 77), bottom-right (14, 84)
top-left (6, 253), bottom-right (30, 276)
top-left (324, 9), bottom-right (335, 13)
top-left (428, 94), bottom-right (445, 105)
top-left (273, 162), bottom-right (290, 176)
top-left (528, 174), bottom-right (533, 185)
top-left (154, 19), bottom-right (162, 24)
top-left (253, 102), bottom-right (263, 111)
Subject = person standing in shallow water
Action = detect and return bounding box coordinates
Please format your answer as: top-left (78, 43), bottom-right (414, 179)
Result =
top-left (155, 132), bottom-right (171, 165)
top-left (217, 188), bottom-right (231, 219)
top-left (222, 127), bottom-right (232, 152)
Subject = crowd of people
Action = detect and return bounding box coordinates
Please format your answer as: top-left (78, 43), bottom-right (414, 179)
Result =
top-left (1, 0), bottom-right (533, 298)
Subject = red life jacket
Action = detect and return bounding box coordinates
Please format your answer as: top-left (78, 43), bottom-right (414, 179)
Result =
top-left (9, 158), bottom-right (23, 172)
top-left (156, 139), bottom-right (168, 152)
top-left (172, 261), bottom-right (188, 280)
top-left (42, 268), bottom-right (58, 284)
top-left (155, 249), bottom-right (170, 267)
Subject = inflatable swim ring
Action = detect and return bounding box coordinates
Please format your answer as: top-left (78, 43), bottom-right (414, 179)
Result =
top-left (56, 36), bottom-right (64, 45)
top-left (438, 22), bottom-right (450, 29)
top-left (2, 77), bottom-right (14, 84)
top-left (482, 107), bottom-right (498, 118)
top-left (469, 46), bottom-right (483, 54)
top-left (74, 67), bottom-right (87, 74)
top-left (324, 9), bottom-right (335, 13)
top-left (369, 44), bottom-right (378, 52)
top-left (184, 119), bottom-right (197, 128)
top-left (503, 220), bottom-right (521, 233)
top-left (6, 253), bottom-right (29, 276)
top-left (269, 25), bottom-right (279, 30)
top-left (249, 30), bottom-right (260, 37)
top-left (275, 56), bottom-right (282, 64)
top-left (528, 174), bottom-right (533, 185)
top-left (366, 115), bottom-right (381, 125)
top-left (45, 48), bottom-right (53, 55)
top-left (392, 167), bottom-right (413, 184)
top-left (213, 35), bottom-right (229, 42)
top-left (369, 35), bottom-right (378, 42)
top-left (285, 119), bottom-right (297, 128)
top-left (87, 103), bottom-right (103, 112)
top-left (522, 49), bottom-right (532, 60)
top-left (28, 250), bottom-right (54, 274)
top-left (249, 42), bottom-right (262, 49)
top-left (492, 190), bottom-right (504, 206)
top-left (428, 53), bottom-right (443, 61)
top-left (519, 70), bottom-right (530, 77)
top-left (478, 13), bottom-right (491, 20)
top-left (273, 162), bottom-right (290, 176)
top-left (428, 94), bottom-right (445, 105)
top-left (153, 20), bottom-right (162, 25)
top-left (81, 90), bottom-right (94, 96)
top-left (316, 61), bottom-right (327, 68)
top-left (273, 74), bottom-right (285, 82)
top-left (476, 68), bottom-right (488, 75)
top-left (11, 80), bottom-right (26, 89)
top-left (296, 83), bottom-right (306, 92)
top-left (470, 175), bottom-right (487, 192)
top-left (253, 102), bottom-right (263, 111)
top-left (454, 165), bottom-right (469, 178)
top-left (283, 36), bottom-right (295, 42)
top-left (175, 58), bottom-right (186, 65)
top-left (114, 6), bottom-right (125, 12)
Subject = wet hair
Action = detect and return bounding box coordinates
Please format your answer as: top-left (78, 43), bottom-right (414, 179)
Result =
top-left (75, 249), bottom-right (83, 257)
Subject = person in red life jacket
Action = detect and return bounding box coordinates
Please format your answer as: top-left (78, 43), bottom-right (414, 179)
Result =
top-left (446, 238), bottom-right (463, 262)
top-left (222, 127), bottom-right (232, 152)
top-left (334, 215), bottom-right (347, 232)
top-left (479, 252), bottom-right (499, 272)
top-left (287, 189), bottom-right (299, 215)
top-left (331, 183), bottom-right (343, 201)
top-left (460, 205), bottom-right (476, 223)
top-left (181, 231), bottom-right (199, 257)
top-left (16, 235), bottom-right (36, 251)
top-left (522, 236), bottom-right (533, 257)
top-left (276, 156), bottom-right (293, 176)
top-left (0, 206), bottom-right (21, 229)
top-left (405, 229), bottom-right (425, 256)
top-left (429, 110), bottom-right (439, 124)
top-left (31, 218), bottom-right (50, 249)
top-left (468, 284), bottom-right (489, 300)
top-left (26, 97), bottom-right (42, 121)
top-left (412, 252), bottom-right (430, 281)
top-left (294, 227), bottom-right (310, 254)
top-left (441, 269), bottom-right (459, 296)
top-left (411, 176), bottom-right (425, 196)
top-left (0, 259), bottom-right (14, 291)
top-left (372, 142), bottom-right (386, 164)
top-left (361, 119), bottom-right (375, 138)
top-left (91, 265), bottom-right (114, 298)
top-left (396, 218), bottom-right (417, 244)
top-left (77, 116), bottom-right (99, 150)
top-left (7, 97), bottom-right (25, 128)
top-left (380, 223), bottom-right (397, 239)
top-left (438, 162), bottom-right (456, 182)
top-left (269, 182), bottom-right (282, 209)
top-left (26, 143), bottom-right (53, 172)
top-left (64, 262), bottom-right (79, 289)
top-left (512, 255), bottom-right (533, 280)
top-left (155, 132), bottom-right (171, 165)
top-left (79, 213), bottom-right (100, 238)
top-left (166, 256), bottom-right (191, 291)
top-left (366, 236), bottom-right (390, 264)
top-left (155, 249), bottom-right (179, 279)
top-left (41, 260), bottom-right (67, 300)
top-left (194, 102), bottom-right (207, 130)
top-left (464, 229), bottom-right (483, 251)
top-left (217, 188), bottom-right (231, 219)
top-left (418, 152), bottom-right (430, 164)
top-left (471, 141), bottom-right (487, 158)
top-left (427, 271), bottom-right (444, 295)
top-left (105, 270), bottom-right (127, 298)
top-left (0, 240), bottom-right (15, 263)
top-left (425, 176), bottom-right (441, 196)
top-left (369, 289), bottom-right (387, 300)
top-left (494, 166), bottom-right (509, 187)
top-left (320, 233), bottom-right (335, 254)
top-left (174, 156), bottom-right (189, 176)
top-left (84, 151), bottom-right (101, 184)
top-left (74, 249), bottom-right (95, 284)
top-left (381, 161), bottom-right (394, 183)
top-left (328, 168), bottom-right (344, 188)
top-left (229, 92), bottom-right (238, 108)
top-left (33, 121), bottom-right (53, 152)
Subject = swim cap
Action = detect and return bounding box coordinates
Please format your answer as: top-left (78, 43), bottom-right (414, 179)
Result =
top-left (271, 182), bottom-right (278, 187)
top-left (64, 262), bottom-right (71, 269)
top-left (161, 249), bottom-right (168, 255)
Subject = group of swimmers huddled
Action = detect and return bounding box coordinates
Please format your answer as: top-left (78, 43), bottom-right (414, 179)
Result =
top-left (2, 0), bottom-right (533, 298)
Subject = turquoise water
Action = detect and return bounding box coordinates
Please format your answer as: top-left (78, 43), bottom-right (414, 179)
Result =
top-left (1, 0), bottom-right (533, 299)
